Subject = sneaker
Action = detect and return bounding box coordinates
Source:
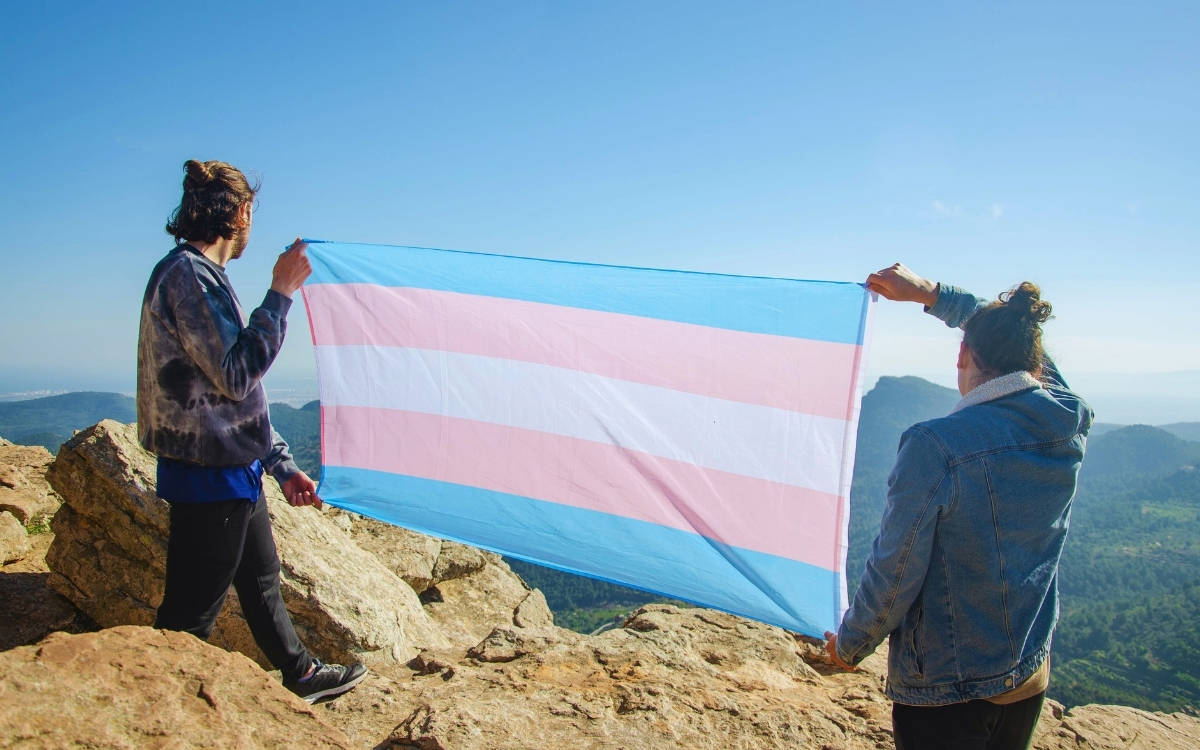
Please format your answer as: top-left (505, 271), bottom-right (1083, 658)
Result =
top-left (285, 660), bottom-right (368, 703)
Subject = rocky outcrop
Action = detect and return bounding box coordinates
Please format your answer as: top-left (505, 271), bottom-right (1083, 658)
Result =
top-left (423, 551), bottom-right (554, 646)
top-left (0, 529), bottom-right (89, 652)
top-left (346, 605), bottom-right (898, 749)
top-left (0, 439), bottom-right (59, 524)
top-left (44, 420), bottom-right (448, 670)
top-left (0, 439), bottom-right (90, 651)
top-left (0, 625), bottom-right (352, 749)
top-left (334, 510), bottom-right (444, 592)
top-left (1033, 703), bottom-right (1200, 749)
top-left (320, 605), bottom-right (1200, 750)
top-left (331, 508), bottom-right (555, 649)
top-left (4, 426), bottom-right (1197, 749)
top-left (0, 512), bottom-right (28, 565)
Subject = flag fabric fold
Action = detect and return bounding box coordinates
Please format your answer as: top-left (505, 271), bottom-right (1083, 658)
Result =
top-left (301, 241), bottom-right (872, 637)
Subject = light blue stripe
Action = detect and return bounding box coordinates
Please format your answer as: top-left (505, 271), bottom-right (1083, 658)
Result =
top-left (303, 240), bottom-right (869, 345)
top-left (319, 465), bottom-right (843, 637)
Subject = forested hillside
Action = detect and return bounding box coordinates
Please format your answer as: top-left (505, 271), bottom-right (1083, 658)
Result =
top-left (0, 392), bottom-right (135, 451)
top-left (267, 400), bottom-right (321, 476)
top-left (1053, 446), bottom-right (1200, 711)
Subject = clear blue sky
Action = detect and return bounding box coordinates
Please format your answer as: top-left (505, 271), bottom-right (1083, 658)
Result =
top-left (1, 1), bottom-right (1196, 422)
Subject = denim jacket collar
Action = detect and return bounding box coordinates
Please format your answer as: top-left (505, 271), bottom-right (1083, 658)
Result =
top-left (950, 371), bottom-right (1041, 414)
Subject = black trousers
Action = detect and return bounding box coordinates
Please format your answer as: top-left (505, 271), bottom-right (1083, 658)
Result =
top-left (892, 692), bottom-right (1045, 750)
top-left (155, 496), bottom-right (312, 681)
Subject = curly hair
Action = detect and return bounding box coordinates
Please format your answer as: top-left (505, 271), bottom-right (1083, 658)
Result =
top-left (963, 282), bottom-right (1054, 377)
top-left (165, 160), bottom-right (259, 244)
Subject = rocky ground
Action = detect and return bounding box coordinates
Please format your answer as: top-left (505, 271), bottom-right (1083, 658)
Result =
top-left (1, 424), bottom-right (1197, 749)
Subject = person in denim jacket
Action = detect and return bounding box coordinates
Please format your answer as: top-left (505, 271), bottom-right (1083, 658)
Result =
top-left (824, 263), bottom-right (1093, 750)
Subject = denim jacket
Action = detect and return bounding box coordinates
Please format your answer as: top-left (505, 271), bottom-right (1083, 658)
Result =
top-left (836, 284), bottom-right (1093, 705)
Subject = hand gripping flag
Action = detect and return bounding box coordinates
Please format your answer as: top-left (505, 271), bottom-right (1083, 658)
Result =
top-left (302, 241), bottom-right (873, 637)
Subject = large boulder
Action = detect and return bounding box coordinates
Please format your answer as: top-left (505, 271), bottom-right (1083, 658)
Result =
top-left (0, 511), bottom-right (28, 565)
top-left (0, 439), bottom-right (59, 524)
top-left (44, 420), bottom-right (448, 670)
top-left (422, 552), bottom-right (554, 648)
top-left (334, 510), bottom-right (443, 592)
top-left (332, 508), bottom-right (555, 650)
top-left (0, 438), bottom-right (91, 652)
top-left (0, 625), bottom-right (353, 749)
top-left (1034, 703), bottom-right (1200, 750)
top-left (0, 529), bottom-right (88, 651)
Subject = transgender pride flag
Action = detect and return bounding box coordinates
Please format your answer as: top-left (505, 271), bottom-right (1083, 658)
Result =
top-left (301, 241), bottom-right (872, 637)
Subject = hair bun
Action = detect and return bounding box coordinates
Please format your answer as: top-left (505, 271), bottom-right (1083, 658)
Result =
top-left (1004, 282), bottom-right (1053, 324)
top-left (182, 159), bottom-right (215, 189)
top-left (166, 159), bottom-right (257, 244)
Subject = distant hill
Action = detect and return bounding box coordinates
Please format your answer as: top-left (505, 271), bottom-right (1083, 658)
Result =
top-left (1088, 422), bottom-right (1125, 437)
top-left (1159, 422), bottom-right (1200, 442)
top-left (1079, 424), bottom-right (1200, 483)
top-left (852, 376), bottom-right (960, 477)
top-left (0, 392), bottom-right (323, 474)
top-left (0, 392), bottom-right (135, 451)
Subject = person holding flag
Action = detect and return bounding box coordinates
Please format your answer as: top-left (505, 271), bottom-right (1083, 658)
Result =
top-left (826, 263), bottom-right (1092, 750)
top-left (137, 159), bottom-right (367, 703)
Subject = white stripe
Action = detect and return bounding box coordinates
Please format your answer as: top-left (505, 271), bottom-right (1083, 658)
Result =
top-left (315, 345), bottom-right (851, 495)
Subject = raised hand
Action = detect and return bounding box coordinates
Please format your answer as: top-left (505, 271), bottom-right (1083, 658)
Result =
top-left (270, 238), bottom-right (312, 298)
top-left (865, 263), bottom-right (939, 307)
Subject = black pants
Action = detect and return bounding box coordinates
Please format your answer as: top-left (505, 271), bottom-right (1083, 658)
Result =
top-left (155, 496), bottom-right (312, 681)
top-left (892, 692), bottom-right (1045, 750)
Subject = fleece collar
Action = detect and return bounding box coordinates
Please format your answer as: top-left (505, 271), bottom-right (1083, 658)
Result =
top-left (951, 371), bottom-right (1042, 414)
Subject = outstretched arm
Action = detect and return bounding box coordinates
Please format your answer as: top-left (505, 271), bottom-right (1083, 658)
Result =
top-left (869, 263), bottom-right (993, 331)
top-left (876, 266), bottom-right (1069, 385)
top-left (865, 263), bottom-right (939, 307)
top-left (169, 240), bottom-right (311, 403)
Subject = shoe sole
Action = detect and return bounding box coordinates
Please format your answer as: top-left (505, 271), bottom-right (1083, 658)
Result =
top-left (300, 669), bottom-right (368, 704)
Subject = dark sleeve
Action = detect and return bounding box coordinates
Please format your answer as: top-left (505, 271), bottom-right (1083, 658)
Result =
top-left (168, 267), bottom-right (292, 402)
top-left (264, 428), bottom-right (301, 484)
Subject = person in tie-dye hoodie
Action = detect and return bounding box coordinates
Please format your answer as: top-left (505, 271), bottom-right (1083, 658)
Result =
top-left (136, 159), bottom-right (366, 704)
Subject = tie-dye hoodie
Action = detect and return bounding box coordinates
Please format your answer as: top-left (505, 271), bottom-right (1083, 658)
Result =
top-left (136, 244), bottom-right (300, 483)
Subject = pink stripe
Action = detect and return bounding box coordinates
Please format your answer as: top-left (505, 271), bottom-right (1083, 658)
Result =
top-left (305, 283), bottom-right (862, 420)
top-left (322, 405), bottom-right (845, 571)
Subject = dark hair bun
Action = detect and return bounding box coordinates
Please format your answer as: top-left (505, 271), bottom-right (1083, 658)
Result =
top-left (963, 281), bottom-right (1053, 376)
top-left (183, 159), bottom-right (215, 190)
top-left (167, 159), bottom-right (257, 244)
top-left (1003, 282), bottom-right (1053, 325)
